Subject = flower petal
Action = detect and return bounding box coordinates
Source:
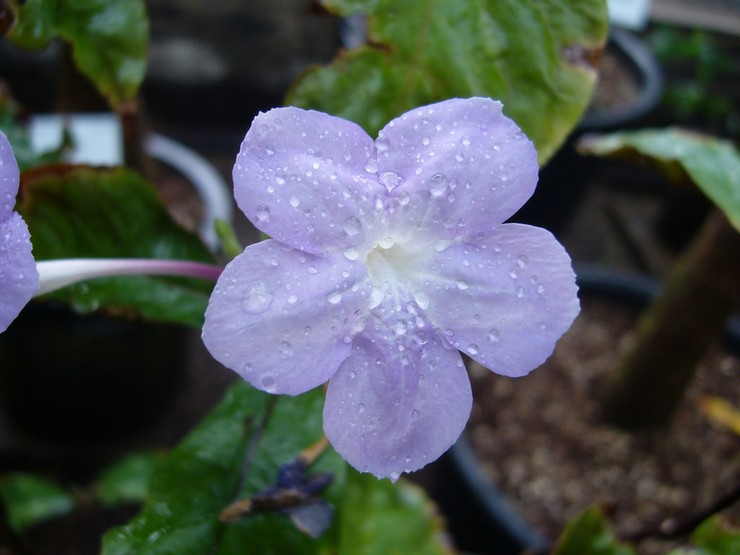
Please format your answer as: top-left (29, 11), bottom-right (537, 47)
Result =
top-left (0, 212), bottom-right (39, 333)
top-left (233, 107), bottom-right (386, 255)
top-left (324, 331), bottom-right (471, 479)
top-left (420, 223), bottom-right (579, 377)
top-left (377, 97), bottom-right (538, 242)
top-left (202, 239), bottom-right (372, 395)
top-left (0, 131), bottom-right (20, 219)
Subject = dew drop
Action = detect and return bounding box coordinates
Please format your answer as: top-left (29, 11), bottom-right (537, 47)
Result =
top-left (509, 269), bottom-right (518, 279)
top-left (430, 173), bottom-right (448, 197)
top-left (487, 329), bottom-right (500, 342)
top-left (389, 471), bottom-right (401, 483)
top-left (279, 341), bottom-right (293, 356)
top-left (369, 287), bottom-right (385, 309)
top-left (516, 287), bottom-right (525, 298)
top-left (343, 246), bottom-right (359, 261)
top-left (327, 291), bottom-right (342, 304)
top-left (276, 176), bottom-right (285, 185)
top-left (289, 195), bottom-right (301, 208)
top-left (467, 344), bottom-right (479, 355)
top-left (364, 158), bottom-right (378, 174)
top-left (307, 265), bottom-right (318, 275)
top-left (377, 236), bottom-right (394, 249)
top-left (517, 255), bottom-right (528, 268)
top-left (413, 290), bottom-right (430, 310)
top-left (287, 294), bottom-right (298, 304)
top-left (380, 171), bottom-right (403, 190)
top-left (242, 280), bottom-right (274, 313)
top-left (537, 284), bottom-right (545, 294)
top-left (260, 374), bottom-right (277, 391)
top-left (358, 403), bottom-right (366, 413)
top-left (455, 279), bottom-right (469, 290)
top-left (343, 217), bottom-right (362, 236)
top-left (255, 205), bottom-right (270, 223)
top-left (434, 238), bottom-right (452, 252)
top-left (422, 137), bottom-right (430, 146)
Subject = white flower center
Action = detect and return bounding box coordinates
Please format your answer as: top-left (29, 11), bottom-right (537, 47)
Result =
top-left (364, 237), bottom-right (429, 311)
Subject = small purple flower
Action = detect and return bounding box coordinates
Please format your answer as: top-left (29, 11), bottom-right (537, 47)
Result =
top-left (0, 131), bottom-right (38, 333)
top-left (203, 98), bottom-right (579, 479)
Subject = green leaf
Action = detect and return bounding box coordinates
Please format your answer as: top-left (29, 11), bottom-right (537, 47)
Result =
top-left (96, 452), bottom-right (164, 508)
top-left (334, 471), bottom-right (452, 555)
top-left (685, 515), bottom-right (740, 555)
top-left (0, 101), bottom-right (69, 170)
top-left (552, 506), bottom-right (637, 555)
top-left (287, 0), bottom-right (608, 164)
top-left (101, 383), bottom-right (344, 555)
top-left (19, 166), bottom-right (215, 328)
top-left (103, 379), bottom-right (452, 554)
top-left (8, 0), bottom-right (148, 107)
top-left (577, 128), bottom-right (740, 232)
top-left (0, 473), bottom-right (76, 532)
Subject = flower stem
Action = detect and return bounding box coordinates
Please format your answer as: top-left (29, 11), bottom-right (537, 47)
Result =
top-left (602, 209), bottom-right (740, 429)
top-left (35, 258), bottom-right (223, 297)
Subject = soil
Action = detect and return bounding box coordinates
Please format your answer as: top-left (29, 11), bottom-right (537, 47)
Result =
top-left (465, 293), bottom-right (740, 554)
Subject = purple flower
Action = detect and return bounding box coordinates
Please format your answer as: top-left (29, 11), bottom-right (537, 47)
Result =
top-left (203, 97), bottom-right (579, 479)
top-left (0, 131), bottom-right (38, 333)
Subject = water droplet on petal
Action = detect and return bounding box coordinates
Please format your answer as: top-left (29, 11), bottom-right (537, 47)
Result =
top-left (327, 291), bottom-right (342, 304)
top-left (434, 239), bottom-right (452, 252)
top-left (289, 195), bottom-right (300, 208)
top-left (307, 265), bottom-right (318, 275)
top-left (343, 217), bottom-right (362, 236)
top-left (276, 176), bottom-right (285, 185)
top-left (260, 374), bottom-right (277, 391)
top-left (364, 158), bottom-right (378, 174)
top-left (389, 471), bottom-right (400, 483)
top-left (455, 279), bottom-right (469, 290)
top-left (413, 290), bottom-right (430, 310)
top-left (279, 341), bottom-right (293, 356)
top-left (430, 173), bottom-right (447, 197)
top-left (242, 280), bottom-right (274, 313)
top-left (369, 287), bottom-right (385, 309)
top-left (343, 246), bottom-right (359, 261)
top-left (255, 205), bottom-right (270, 223)
top-left (517, 254), bottom-right (528, 268)
top-left (380, 171), bottom-right (403, 191)
top-left (487, 329), bottom-right (500, 342)
top-left (287, 294), bottom-right (298, 304)
top-left (467, 343), bottom-right (479, 355)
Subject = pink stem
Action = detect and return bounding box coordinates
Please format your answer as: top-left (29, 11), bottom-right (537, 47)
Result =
top-left (35, 258), bottom-right (223, 296)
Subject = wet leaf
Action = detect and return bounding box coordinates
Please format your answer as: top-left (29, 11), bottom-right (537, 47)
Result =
top-left (102, 380), bottom-right (454, 554)
top-left (18, 165), bottom-right (215, 328)
top-left (689, 515), bottom-right (740, 555)
top-left (287, 0), bottom-right (608, 164)
top-left (552, 506), bottom-right (636, 555)
top-left (578, 128), bottom-right (740, 232)
top-left (101, 384), bottom-right (344, 555)
top-left (335, 471), bottom-right (453, 555)
top-left (97, 452), bottom-right (164, 507)
top-left (7, 0), bottom-right (148, 107)
top-left (0, 473), bottom-right (76, 532)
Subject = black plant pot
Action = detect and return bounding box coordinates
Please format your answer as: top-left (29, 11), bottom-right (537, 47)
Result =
top-left (0, 302), bottom-right (187, 443)
top-left (512, 29), bottom-right (664, 236)
top-left (432, 266), bottom-right (739, 555)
